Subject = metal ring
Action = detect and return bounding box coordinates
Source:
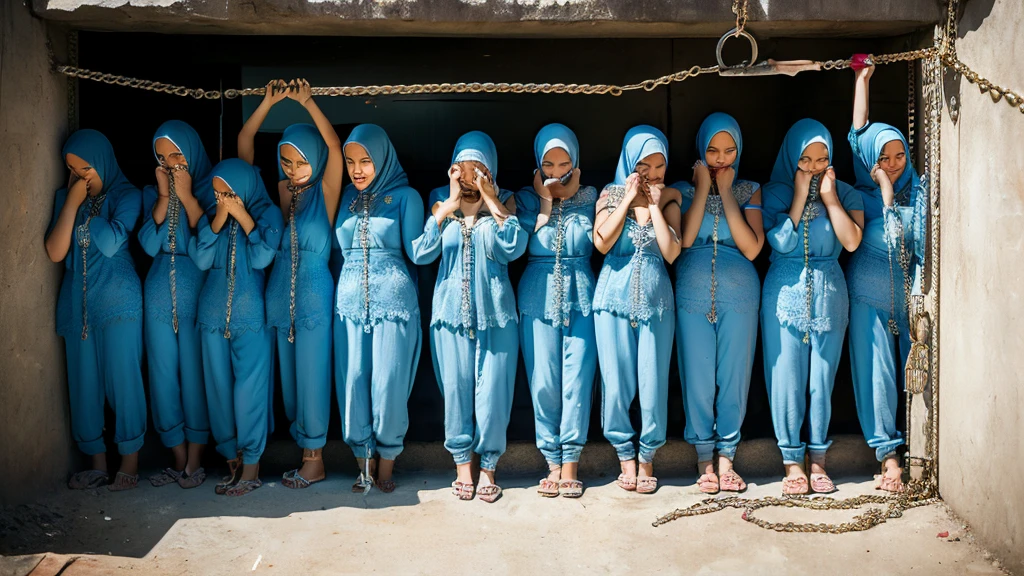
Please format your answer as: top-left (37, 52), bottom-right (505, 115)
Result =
top-left (716, 27), bottom-right (758, 69)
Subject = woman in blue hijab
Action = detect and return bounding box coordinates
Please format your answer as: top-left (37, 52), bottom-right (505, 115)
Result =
top-left (191, 158), bottom-right (283, 497)
top-left (847, 64), bottom-right (928, 493)
top-left (238, 79), bottom-right (343, 490)
top-left (515, 123), bottom-right (598, 498)
top-left (139, 120), bottom-right (216, 489)
top-left (673, 113), bottom-right (764, 494)
top-left (45, 129), bottom-right (147, 491)
top-left (592, 125), bottom-right (682, 495)
top-left (761, 119), bottom-right (864, 495)
top-left (335, 124), bottom-right (424, 493)
top-left (411, 131), bottom-right (527, 503)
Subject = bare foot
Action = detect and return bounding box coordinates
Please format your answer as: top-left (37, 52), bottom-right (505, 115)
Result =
top-left (376, 458), bottom-right (396, 493)
top-left (697, 460), bottom-right (719, 493)
top-left (560, 462), bottom-right (578, 482)
top-left (185, 442), bottom-right (206, 476)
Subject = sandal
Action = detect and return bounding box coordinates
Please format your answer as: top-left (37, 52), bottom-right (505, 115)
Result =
top-left (68, 469), bottom-right (108, 490)
top-left (616, 473), bottom-right (637, 492)
top-left (559, 479), bottom-right (583, 498)
top-left (636, 476), bottom-right (658, 495)
top-left (782, 476), bottom-right (809, 495)
top-left (376, 478), bottom-right (396, 493)
top-left (225, 478), bottom-right (263, 497)
top-left (719, 470), bottom-right (747, 492)
top-left (352, 472), bottom-right (374, 493)
top-left (809, 473), bottom-right (837, 494)
top-left (107, 471), bottom-right (139, 492)
top-left (477, 484), bottom-right (502, 503)
top-left (215, 453), bottom-right (243, 495)
top-left (282, 448), bottom-right (326, 490)
top-left (452, 481), bottom-right (475, 501)
top-left (177, 467), bottom-right (207, 489)
top-left (697, 473), bottom-right (720, 494)
top-left (537, 478), bottom-right (560, 498)
top-left (148, 468), bottom-right (183, 488)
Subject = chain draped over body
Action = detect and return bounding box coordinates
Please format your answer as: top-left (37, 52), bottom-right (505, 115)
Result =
top-left (76, 192), bottom-right (107, 340)
top-left (286, 183), bottom-right (311, 343)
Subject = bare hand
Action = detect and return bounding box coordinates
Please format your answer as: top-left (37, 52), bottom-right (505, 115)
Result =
top-left (820, 167), bottom-right (837, 200)
top-left (170, 166), bottom-right (193, 199)
top-left (794, 169), bottom-right (813, 197)
top-left (548, 168), bottom-right (582, 200)
top-left (715, 166), bottom-right (736, 191)
top-left (447, 164), bottom-right (463, 202)
top-left (155, 166), bottom-right (170, 197)
top-left (69, 176), bottom-right (89, 204)
top-left (855, 62), bottom-right (876, 82)
top-left (533, 169), bottom-right (552, 200)
top-left (693, 161), bottom-right (711, 192)
top-left (286, 78), bottom-right (313, 105)
top-left (647, 183), bottom-right (664, 207)
top-left (625, 172), bottom-right (642, 200)
top-left (263, 79), bottom-right (289, 107)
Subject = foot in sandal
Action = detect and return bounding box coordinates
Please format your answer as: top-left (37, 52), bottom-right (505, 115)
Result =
top-left (636, 461), bottom-right (658, 494)
top-left (538, 464), bottom-right (561, 498)
top-left (616, 459), bottom-right (637, 492)
top-left (225, 463), bottom-right (261, 497)
top-left (477, 468), bottom-right (502, 503)
top-left (107, 452), bottom-right (140, 492)
top-left (557, 462), bottom-right (582, 498)
top-left (215, 452), bottom-right (243, 495)
top-left (69, 469), bottom-right (109, 490)
top-left (283, 448), bottom-right (326, 490)
top-left (808, 455), bottom-right (837, 494)
top-left (782, 463), bottom-right (809, 495)
top-left (718, 455), bottom-right (747, 492)
top-left (696, 460), bottom-right (719, 494)
top-left (375, 458), bottom-right (397, 493)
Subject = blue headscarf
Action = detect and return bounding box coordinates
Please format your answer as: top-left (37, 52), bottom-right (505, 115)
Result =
top-left (210, 158), bottom-right (275, 219)
top-left (62, 129), bottom-right (136, 200)
top-left (767, 118), bottom-right (833, 191)
top-left (152, 120), bottom-right (215, 210)
top-left (533, 123), bottom-right (579, 170)
top-left (697, 112), bottom-right (743, 176)
top-left (613, 125), bottom-right (668, 186)
top-left (851, 122), bottom-right (918, 197)
top-left (343, 124), bottom-right (410, 195)
top-left (451, 131), bottom-right (499, 179)
top-left (277, 124), bottom-right (329, 186)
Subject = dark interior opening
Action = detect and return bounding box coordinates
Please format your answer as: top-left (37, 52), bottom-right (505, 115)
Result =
top-left (77, 32), bottom-right (915, 462)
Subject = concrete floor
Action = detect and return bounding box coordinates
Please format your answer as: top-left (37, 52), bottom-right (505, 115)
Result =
top-left (0, 472), bottom-right (1011, 576)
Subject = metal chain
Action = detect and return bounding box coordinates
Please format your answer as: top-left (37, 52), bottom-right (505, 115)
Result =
top-left (166, 166), bottom-right (184, 334)
top-left (732, 0), bottom-right (749, 36)
top-left (907, 60), bottom-right (917, 159)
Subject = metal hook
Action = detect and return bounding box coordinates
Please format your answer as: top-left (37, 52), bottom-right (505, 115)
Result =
top-left (716, 27), bottom-right (759, 70)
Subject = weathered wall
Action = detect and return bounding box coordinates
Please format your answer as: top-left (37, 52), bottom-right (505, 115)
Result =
top-left (938, 0), bottom-right (1024, 573)
top-left (0, 2), bottom-right (73, 506)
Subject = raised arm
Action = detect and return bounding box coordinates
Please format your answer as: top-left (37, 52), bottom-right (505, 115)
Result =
top-left (237, 79), bottom-right (288, 165)
top-left (853, 63), bottom-right (875, 130)
top-left (289, 79), bottom-right (343, 224)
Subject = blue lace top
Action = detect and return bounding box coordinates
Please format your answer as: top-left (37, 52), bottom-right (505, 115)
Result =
top-left (411, 186), bottom-right (527, 332)
top-left (139, 185), bottom-right (207, 326)
top-left (266, 183), bottom-right (334, 330)
top-left (514, 185), bottom-right (597, 323)
top-left (673, 180), bottom-right (762, 316)
top-left (591, 185), bottom-right (675, 323)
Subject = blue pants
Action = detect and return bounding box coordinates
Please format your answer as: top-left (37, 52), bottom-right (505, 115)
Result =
top-left (849, 302), bottom-right (910, 462)
top-left (595, 311), bottom-right (674, 464)
top-left (145, 316), bottom-right (208, 448)
top-left (276, 323), bottom-right (332, 451)
top-left (431, 323), bottom-right (518, 471)
top-left (65, 319), bottom-right (147, 456)
top-left (335, 317), bottom-right (421, 461)
top-left (201, 328), bottom-right (272, 465)
top-left (676, 308), bottom-right (758, 463)
top-left (762, 312), bottom-right (847, 465)
top-left (520, 312), bottom-right (597, 465)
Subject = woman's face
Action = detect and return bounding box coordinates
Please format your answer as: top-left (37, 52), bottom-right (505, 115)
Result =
top-left (279, 144), bottom-right (313, 187)
top-left (797, 142), bottom-right (830, 175)
top-left (457, 160), bottom-right (490, 199)
top-left (154, 138), bottom-right (187, 171)
top-left (878, 139), bottom-right (907, 183)
top-left (635, 152), bottom-right (666, 186)
top-left (541, 147), bottom-right (573, 181)
top-left (212, 176), bottom-right (236, 200)
top-left (66, 153), bottom-right (102, 192)
top-left (705, 131), bottom-right (738, 170)
top-left (344, 143), bottom-right (376, 191)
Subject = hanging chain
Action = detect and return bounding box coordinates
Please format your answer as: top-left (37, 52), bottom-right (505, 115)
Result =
top-left (550, 199), bottom-right (569, 327)
top-left (800, 174), bottom-right (822, 345)
top-left (223, 220), bottom-right (239, 339)
top-left (907, 60), bottom-right (917, 159)
top-left (706, 178), bottom-right (722, 325)
top-left (451, 213), bottom-right (476, 340)
top-left (359, 190), bottom-right (373, 334)
top-left (76, 192), bottom-right (107, 340)
top-left (732, 0), bottom-right (749, 36)
top-left (166, 165), bottom-right (184, 334)
top-left (286, 184), bottom-right (310, 343)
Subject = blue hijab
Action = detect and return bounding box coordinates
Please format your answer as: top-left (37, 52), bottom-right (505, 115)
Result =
top-left (852, 122), bottom-right (919, 197)
top-left (210, 158), bottom-right (274, 219)
top-left (768, 118), bottom-right (833, 189)
top-left (451, 131), bottom-right (499, 179)
top-left (277, 123), bottom-right (328, 186)
top-left (62, 129), bottom-right (136, 201)
top-left (344, 124), bottom-right (410, 195)
top-left (534, 123), bottom-right (579, 170)
top-left (152, 120), bottom-right (215, 210)
top-left (613, 125), bottom-right (668, 186)
top-left (697, 112), bottom-right (743, 176)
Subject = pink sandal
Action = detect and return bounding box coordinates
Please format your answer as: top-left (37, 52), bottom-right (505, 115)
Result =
top-left (809, 473), bottom-right (837, 494)
top-left (697, 473), bottom-right (720, 494)
top-left (537, 478), bottom-right (560, 498)
top-left (451, 481), bottom-right (475, 501)
top-left (477, 484), bottom-right (502, 503)
top-left (782, 476), bottom-right (809, 495)
top-left (636, 476), bottom-right (658, 494)
top-left (616, 473), bottom-right (637, 492)
top-left (719, 470), bottom-right (747, 492)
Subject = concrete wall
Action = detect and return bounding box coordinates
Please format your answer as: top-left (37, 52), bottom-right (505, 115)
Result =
top-left (0, 2), bottom-right (73, 506)
top-left (938, 0), bottom-right (1024, 574)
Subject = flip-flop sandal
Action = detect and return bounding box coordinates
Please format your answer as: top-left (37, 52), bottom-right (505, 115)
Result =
top-left (558, 479), bottom-right (584, 498)
top-left (177, 468), bottom-right (207, 489)
top-left (452, 481), bottom-right (475, 500)
top-left (107, 472), bottom-right (139, 492)
top-left (225, 478), bottom-right (262, 497)
top-left (636, 476), bottom-right (658, 494)
top-left (782, 476), bottom-right (809, 495)
top-left (352, 472), bottom-right (374, 493)
top-left (616, 473), bottom-right (637, 492)
top-left (810, 473), bottom-right (837, 494)
top-left (283, 469), bottom-right (325, 490)
top-left (149, 468), bottom-right (183, 487)
top-left (697, 473), bottom-right (720, 494)
top-left (68, 469), bottom-right (108, 490)
top-left (477, 485), bottom-right (502, 503)
top-left (719, 470), bottom-right (747, 492)
top-left (376, 479), bottom-right (396, 493)
top-left (537, 478), bottom-right (560, 498)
